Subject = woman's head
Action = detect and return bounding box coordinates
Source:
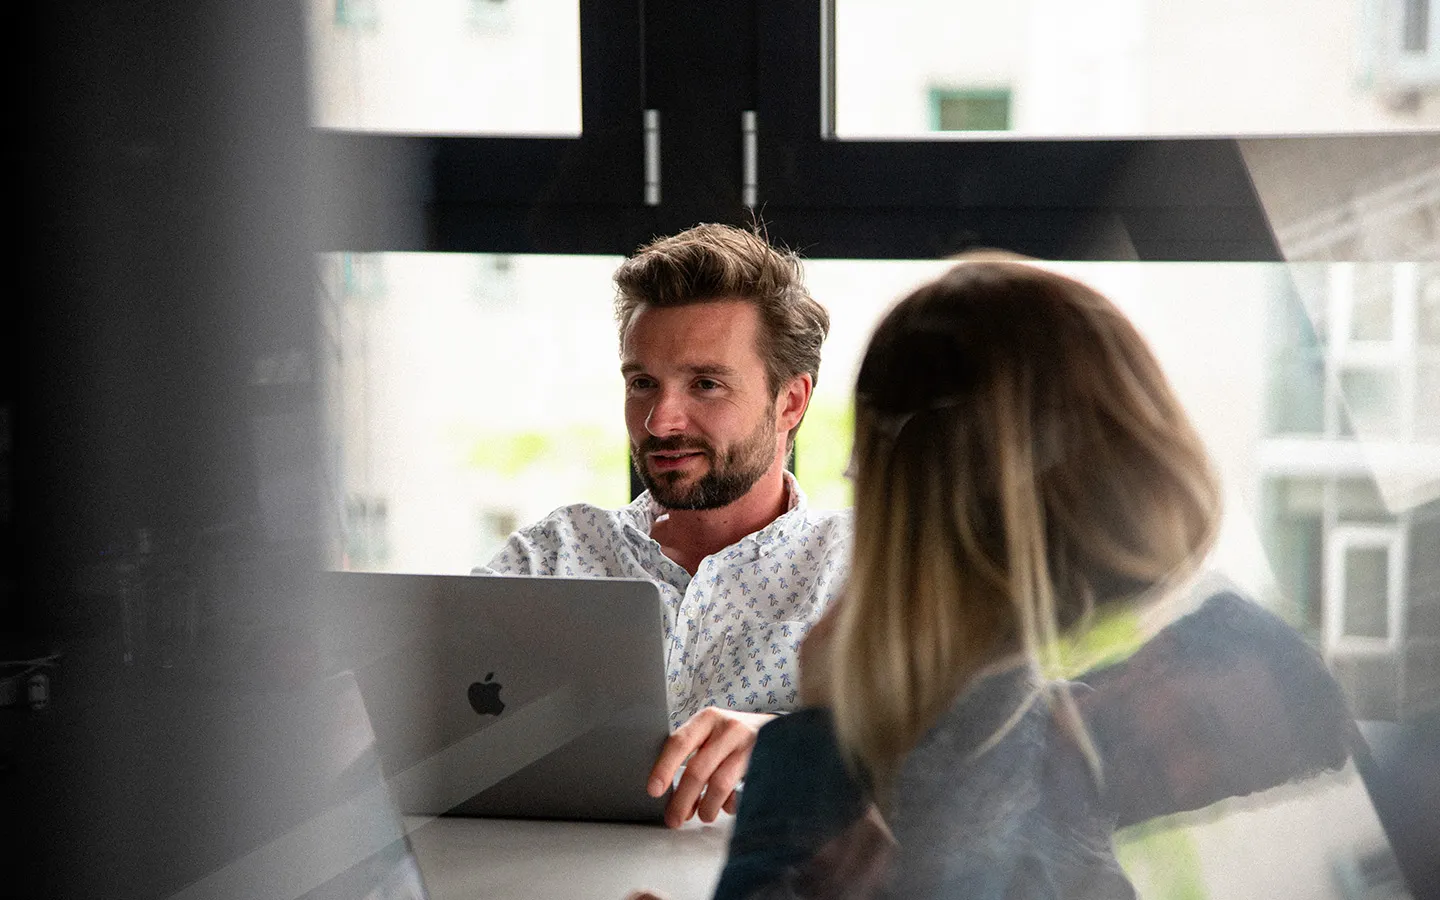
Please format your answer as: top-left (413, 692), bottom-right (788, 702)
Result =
top-left (828, 257), bottom-right (1221, 782)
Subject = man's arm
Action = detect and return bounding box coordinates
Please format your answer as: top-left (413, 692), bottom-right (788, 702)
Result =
top-left (650, 557), bottom-right (848, 827)
top-left (473, 520), bottom-right (560, 576)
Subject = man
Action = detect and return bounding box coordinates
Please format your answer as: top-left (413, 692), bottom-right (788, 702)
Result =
top-left (478, 223), bottom-right (850, 827)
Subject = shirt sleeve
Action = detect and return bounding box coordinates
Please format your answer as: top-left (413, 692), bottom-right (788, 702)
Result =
top-left (472, 518), bottom-right (562, 576)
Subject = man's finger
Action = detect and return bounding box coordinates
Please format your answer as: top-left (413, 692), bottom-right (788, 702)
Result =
top-left (646, 718), bottom-right (715, 797)
top-left (665, 757), bottom-right (710, 827)
top-left (668, 718), bottom-right (751, 805)
top-left (664, 719), bottom-right (757, 826)
top-left (650, 708), bottom-right (772, 826)
top-left (696, 752), bottom-right (748, 822)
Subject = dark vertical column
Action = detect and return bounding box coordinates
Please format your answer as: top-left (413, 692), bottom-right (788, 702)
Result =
top-left (11, 1), bottom-right (341, 896)
top-left (644, 0), bottom-right (758, 231)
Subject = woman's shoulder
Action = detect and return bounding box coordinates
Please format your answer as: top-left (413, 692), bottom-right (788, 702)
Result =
top-left (884, 675), bottom-right (1129, 898)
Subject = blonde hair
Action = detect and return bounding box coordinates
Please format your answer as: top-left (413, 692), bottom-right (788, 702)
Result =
top-left (828, 258), bottom-right (1221, 791)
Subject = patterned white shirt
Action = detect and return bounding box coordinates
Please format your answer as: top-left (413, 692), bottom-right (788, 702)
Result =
top-left (476, 473), bottom-right (851, 728)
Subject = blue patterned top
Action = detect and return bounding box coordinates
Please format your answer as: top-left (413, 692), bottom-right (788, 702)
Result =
top-left (476, 473), bottom-right (852, 727)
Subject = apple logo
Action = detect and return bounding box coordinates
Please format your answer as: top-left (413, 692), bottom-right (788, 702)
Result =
top-left (468, 672), bottom-right (505, 716)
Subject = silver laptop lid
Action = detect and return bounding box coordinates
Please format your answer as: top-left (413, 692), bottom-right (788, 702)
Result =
top-left (319, 572), bottom-right (671, 823)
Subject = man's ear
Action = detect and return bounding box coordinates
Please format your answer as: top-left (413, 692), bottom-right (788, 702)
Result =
top-left (775, 373), bottom-right (813, 433)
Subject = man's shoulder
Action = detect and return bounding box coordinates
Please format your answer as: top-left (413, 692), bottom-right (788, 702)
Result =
top-left (480, 500), bottom-right (645, 575)
top-left (790, 504), bottom-right (853, 541)
top-left (503, 501), bottom-right (650, 551)
top-left (802, 505), bottom-right (852, 525)
top-left (520, 500), bottom-right (633, 532)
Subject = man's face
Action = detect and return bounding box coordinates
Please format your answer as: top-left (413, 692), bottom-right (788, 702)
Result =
top-left (621, 300), bottom-right (786, 510)
top-left (1090, 641), bottom-right (1302, 824)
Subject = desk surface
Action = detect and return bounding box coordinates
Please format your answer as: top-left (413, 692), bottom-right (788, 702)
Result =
top-left (405, 815), bottom-right (733, 900)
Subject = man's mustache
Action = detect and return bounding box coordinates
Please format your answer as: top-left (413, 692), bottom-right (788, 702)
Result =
top-left (637, 436), bottom-right (713, 455)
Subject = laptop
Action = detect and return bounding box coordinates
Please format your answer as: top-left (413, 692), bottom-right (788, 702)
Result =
top-left (317, 571), bottom-right (673, 824)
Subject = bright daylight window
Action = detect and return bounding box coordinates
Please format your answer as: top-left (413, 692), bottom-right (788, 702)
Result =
top-left (307, 0), bottom-right (582, 134)
top-left (836, 0), bottom-right (1440, 136)
top-left (319, 253), bottom-right (627, 574)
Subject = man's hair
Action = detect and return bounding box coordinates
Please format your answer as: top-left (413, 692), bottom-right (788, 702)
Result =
top-left (826, 257), bottom-right (1222, 788)
top-left (612, 223), bottom-right (831, 445)
top-left (1095, 590), bottom-right (1354, 785)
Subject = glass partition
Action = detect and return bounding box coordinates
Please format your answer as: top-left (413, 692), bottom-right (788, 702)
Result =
top-left (796, 257), bottom-right (1435, 898)
top-left (798, 259), bottom-right (1440, 693)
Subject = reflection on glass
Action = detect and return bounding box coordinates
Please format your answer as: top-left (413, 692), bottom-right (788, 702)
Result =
top-left (1264, 477), bottom-right (1325, 631)
top-left (306, 0), bottom-right (582, 134)
top-left (318, 252), bottom-right (626, 574)
top-left (1343, 545), bottom-right (1392, 639)
top-left (1418, 362), bottom-right (1440, 440)
top-left (330, 253), bottom-right (1436, 896)
top-left (1419, 264), bottom-right (1440, 345)
top-left (797, 260), bottom-right (1439, 707)
top-left (1351, 266), bottom-right (1396, 342)
top-left (1402, 0), bottom-right (1430, 53)
top-left (794, 259), bottom-right (1431, 898)
top-left (1337, 478), bottom-right (1400, 524)
top-left (836, 0), bottom-right (1440, 137)
top-left (1339, 368), bottom-right (1403, 439)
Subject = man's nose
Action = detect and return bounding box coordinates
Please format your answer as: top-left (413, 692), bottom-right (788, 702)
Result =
top-left (645, 388), bottom-right (688, 436)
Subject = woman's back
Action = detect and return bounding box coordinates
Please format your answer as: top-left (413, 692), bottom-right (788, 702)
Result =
top-left (885, 665), bottom-right (1132, 899)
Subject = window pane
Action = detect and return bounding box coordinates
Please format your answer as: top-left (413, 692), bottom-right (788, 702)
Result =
top-left (1419, 264), bottom-right (1440, 346)
top-left (803, 262), bottom-right (1280, 597)
top-left (1343, 545), bottom-right (1391, 638)
top-left (836, 0), bottom-right (1440, 137)
top-left (1350, 265), bottom-right (1395, 342)
top-left (931, 89), bottom-right (1012, 131)
top-left (1336, 478), bottom-right (1398, 523)
top-left (796, 261), bottom-right (1440, 620)
top-left (1263, 478), bottom-right (1325, 631)
top-left (1418, 360), bottom-right (1440, 440)
top-left (319, 252), bottom-right (626, 574)
top-left (307, 0), bottom-right (582, 135)
top-left (1338, 368), bottom-right (1403, 439)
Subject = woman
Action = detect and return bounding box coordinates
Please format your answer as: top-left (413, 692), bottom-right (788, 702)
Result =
top-left (715, 256), bottom-right (1222, 899)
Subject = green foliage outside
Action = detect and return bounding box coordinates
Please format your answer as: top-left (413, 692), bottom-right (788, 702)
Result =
top-left (462, 423), bottom-right (631, 507)
top-left (793, 397), bottom-right (855, 510)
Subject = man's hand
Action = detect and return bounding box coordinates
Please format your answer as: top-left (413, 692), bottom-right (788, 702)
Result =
top-left (647, 707), bottom-right (775, 828)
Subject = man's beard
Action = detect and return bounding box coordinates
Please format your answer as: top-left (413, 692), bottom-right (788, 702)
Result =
top-left (631, 411), bottom-right (778, 511)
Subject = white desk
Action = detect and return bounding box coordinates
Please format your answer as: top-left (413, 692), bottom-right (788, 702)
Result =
top-left (405, 815), bottom-right (733, 900)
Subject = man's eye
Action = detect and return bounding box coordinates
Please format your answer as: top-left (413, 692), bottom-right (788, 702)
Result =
top-left (695, 378), bottom-right (720, 391)
top-left (627, 377), bottom-right (656, 391)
